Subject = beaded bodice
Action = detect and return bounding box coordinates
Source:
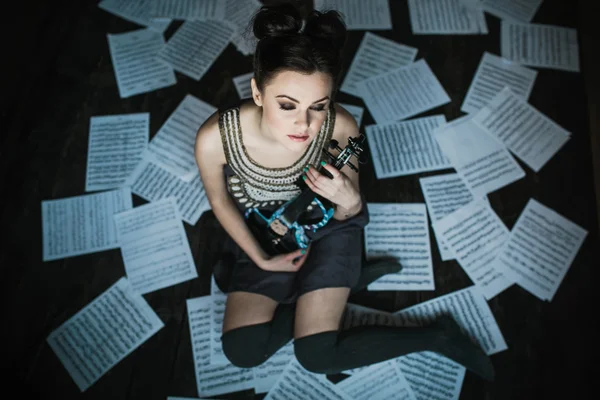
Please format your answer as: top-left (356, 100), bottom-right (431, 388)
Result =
top-left (219, 105), bottom-right (336, 210)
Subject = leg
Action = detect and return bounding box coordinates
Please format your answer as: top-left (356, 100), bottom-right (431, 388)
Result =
top-left (350, 257), bottom-right (403, 294)
top-left (293, 289), bottom-right (495, 380)
top-left (221, 291), bottom-right (295, 368)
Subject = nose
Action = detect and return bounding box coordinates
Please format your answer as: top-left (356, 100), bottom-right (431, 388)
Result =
top-left (295, 109), bottom-right (309, 132)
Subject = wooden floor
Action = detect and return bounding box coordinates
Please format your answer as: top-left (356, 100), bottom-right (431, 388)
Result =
top-left (2, 0), bottom-right (599, 399)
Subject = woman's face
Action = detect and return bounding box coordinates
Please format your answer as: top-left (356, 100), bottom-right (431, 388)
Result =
top-left (252, 70), bottom-right (333, 152)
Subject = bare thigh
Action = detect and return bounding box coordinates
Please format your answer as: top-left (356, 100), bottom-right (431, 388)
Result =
top-left (222, 291), bottom-right (280, 333)
top-left (294, 287), bottom-right (350, 339)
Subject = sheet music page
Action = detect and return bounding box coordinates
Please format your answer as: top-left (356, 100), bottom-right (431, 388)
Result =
top-left (85, 113), bottom-right (149, 192)
top-left (232, 72), bottom-right (253, 99)
top-left (157, 20), bottom-right (235, 80)
top-left (186, 296), bottom-right (255, 397)
top-left (366, 203), bottom-right (435, 291)
top-left (357, 59), bottom-right (451, 123)
top-left (314, 0), bottom-right (392, 30)
top-left (224, 0), bottom-right (261, 55)
top-left (47, 277), bottom-right (164, 392)
top-left (150, 0), bottom-right (226, 20)
top-left (461, 52), bottom-right (538, 114)
top-left (338, 103), bottom-right (365, 128)
top-left (472, 87), bottom-right (570, 172)
top-left (209, 276), bottom-right (228, 365)
top-left (366, 115), bottom-right (451, 179)
top-left (264, 359), bottom-right (353, 400)
top-left (394, 286), bottom-right (508, 355)
top-left (98, 0), bottom-right (172, 33)
top-left (419, 173), bottom-right (478, 261)
top-left (482, 0), bottom-right (543, 22)
top-left (396, 352), bottom-right (466, 400)
top-left (42, 188), bottom-right (133, 261)
top-left (148, 94), bottom-right (217, 180)
top-left (407, 0), bottom-right (488, 35)
top-left (491, 198), bottom-right (587, 301)
top-left (113, 197), bottom-right (197, 294)
top-left (433, 116), bottom-right (525, 198)
top-left (432, 199), bottom-right (512, 299)
top-left (337, 360), bottom-right (417, 400)
top-left (107, 29), bottom-right (177, 98)
top-left (127, 152), bottom-right (210, 226)
top-left (501, 21), bottom-right (580, 72)
top-left (340, 32), bottom-right (417, 97)
top-left (253, 342), bottom-right (295, 394)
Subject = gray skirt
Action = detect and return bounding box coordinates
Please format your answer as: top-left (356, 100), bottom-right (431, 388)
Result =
top-left (212, 201), bottom-right (369, 304)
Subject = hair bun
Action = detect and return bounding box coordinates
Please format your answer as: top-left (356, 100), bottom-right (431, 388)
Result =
top-left (303, 10), bottom-right (347, 49)
top-left (252, 4), bottom-right (303, 40)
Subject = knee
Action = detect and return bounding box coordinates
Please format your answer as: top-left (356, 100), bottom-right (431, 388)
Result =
top-left (293, 331), bottom-right (337, 374)
top-left (221, 325), bottom-right (269, 368)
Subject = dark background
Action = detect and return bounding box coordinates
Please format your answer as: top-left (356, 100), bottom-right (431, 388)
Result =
top-left (2, 0), bottom-right (599, 399)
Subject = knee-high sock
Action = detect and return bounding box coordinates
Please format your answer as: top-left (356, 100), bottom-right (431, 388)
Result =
top-left (293, 315), bottom-right (495, 381)
top-left (351, 258), bottom-right (403, 294)
top-left (221, 303), bottom-right (296, 368)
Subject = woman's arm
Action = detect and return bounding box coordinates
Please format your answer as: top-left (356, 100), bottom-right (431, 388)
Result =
top-left (195, 113), bottom-right (308, 272)
top-left (303, 104), bottom-right (363, 221)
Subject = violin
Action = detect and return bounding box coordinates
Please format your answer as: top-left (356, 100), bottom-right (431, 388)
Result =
top-left (244, 134), bottom-right (367, 256)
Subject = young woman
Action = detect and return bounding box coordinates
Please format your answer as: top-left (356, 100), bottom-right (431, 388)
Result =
top-left (195, 4), bottom-right (494, 380)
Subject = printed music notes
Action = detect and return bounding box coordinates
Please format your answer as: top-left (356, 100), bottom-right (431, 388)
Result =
top-left (407, 0), bottom-right (488, 35)
top-left (47, 277), bottom-right (164, 391)
top-left (481, 0), bottom-right (543, 22)
top-left (314, 0), bottom-right (392, 30)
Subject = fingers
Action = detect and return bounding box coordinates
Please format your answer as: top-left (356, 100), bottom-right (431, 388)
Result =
top-left (285, 248), bottom-right (305, 261)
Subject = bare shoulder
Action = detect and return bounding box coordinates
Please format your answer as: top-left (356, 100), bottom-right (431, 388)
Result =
top-left (195, 110), bottom-right (225, 165)
top-left (332, 103), bottom-right (360, 144)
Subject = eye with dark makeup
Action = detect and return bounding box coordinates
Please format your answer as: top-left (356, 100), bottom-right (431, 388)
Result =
top-left (278, 103), bottom-right (327, 111)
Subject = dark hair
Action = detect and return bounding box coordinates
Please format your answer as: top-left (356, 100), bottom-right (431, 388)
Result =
top-left (250, 4), bottom-right (347, 91)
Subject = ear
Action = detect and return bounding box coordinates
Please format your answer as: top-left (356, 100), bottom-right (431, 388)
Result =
top-left (250, 77), bottom-right (263, 107)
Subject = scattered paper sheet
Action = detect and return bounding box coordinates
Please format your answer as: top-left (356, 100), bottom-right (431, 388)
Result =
top-left (314, 0), bottom-right (392, 30)
top-left (419, 173), bottom-right (478, 261)
top-left (396, 352), bottom-right (466, 400)
top-left (86, 113), bottom-right (149, 192)
top-left (432, 199), bottom-right (512, 299)
top-left (407, 0), bottom-right (488, 35)
top-left (366, 203), bottom-right (435, 291)
top-left (150, 0), bottom-right (226, 20)
top-left (265, 359), bottom-right (353, 400)
top-left (340, 32), bottom-right (417, 97)
top-left (461, 52), bottom-right (537, 114)
top-left (127, 153), bottom-right (210, 225)
top-left (98, 0), bottom-right (172, 33)
top-left (338, 103), bottom-right (365, 127)
top-left (224, 0), bottom-right (261, 55)
top-left (186, 296), bottom-right (254, 397)
top-left (337, 360), bottom-right (417, 400)
top-left (107, 29), bottom-right (176, 98)
top-left (394, 286), bottom-right (508, 355)
top-left (492, 198), bottom-right (587, 301)
top-left (157, 20), bottom-right (235, 80)
top-left (501, 21), bottom-right (580, 72)
top-left (232, 72), bottom-right (253, 99)
top-left (148, 94), bottom-right (217, 180)
top-left (366, 115), bottom-right (451, 179)
top-left (42, 188), bottom-right (133, 261)
top-left (482, 0), bottom-right (543, 22)
top-left (209, 276), bottom-right (228, 365)
top-left (113, 197), bottom-right (197, 294)
top-left (433, 116), bottom-right (525, 198)
top-left (47, 277), bottom-right (164, 392)
top-left (253, 342), bottom-right (295, 394)
top-left (357, 59), bottom-right (451, 124)
top-left (472, 87), bottom-right (570, 172)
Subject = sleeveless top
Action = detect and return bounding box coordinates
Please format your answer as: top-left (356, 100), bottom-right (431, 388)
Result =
top-left (218, 104), bottom-right (336, 213)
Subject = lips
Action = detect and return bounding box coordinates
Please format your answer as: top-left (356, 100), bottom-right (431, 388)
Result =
top-left (287, 134), bottom-right (309, 142)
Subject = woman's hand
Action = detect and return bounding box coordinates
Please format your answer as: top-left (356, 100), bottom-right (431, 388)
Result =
top-left (257, 246), bottom-right (311, 272)
top-left (303, 162), bottom-right (361, 211)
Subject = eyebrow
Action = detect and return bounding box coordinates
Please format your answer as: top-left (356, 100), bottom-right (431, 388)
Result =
top-left (275, 95), bottom-right (330, 104)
